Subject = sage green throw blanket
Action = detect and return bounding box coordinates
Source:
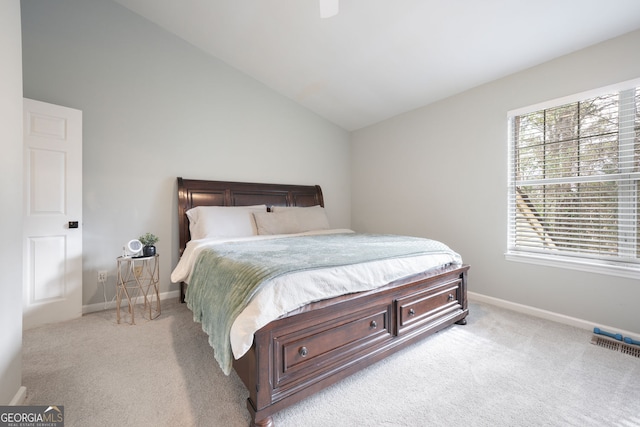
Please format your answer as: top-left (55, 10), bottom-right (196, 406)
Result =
top-left (186, 233), bottom-right (461, 374)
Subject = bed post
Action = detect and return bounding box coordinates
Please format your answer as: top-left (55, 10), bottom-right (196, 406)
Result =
top-left (177, 177), bottom-right (188, 257)
top-left (455, 268), bottom-right (468, 325)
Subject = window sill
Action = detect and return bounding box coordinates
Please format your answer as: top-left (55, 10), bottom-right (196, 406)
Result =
top-left (505, 251), bottom-right (640, 280)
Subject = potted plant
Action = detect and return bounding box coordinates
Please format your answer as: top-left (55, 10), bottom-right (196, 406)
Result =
top-left (139, 232), bottom-right (159, 257)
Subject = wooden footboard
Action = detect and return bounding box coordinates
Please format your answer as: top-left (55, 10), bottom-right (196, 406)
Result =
top-left (233, 264), bottom-right (469, 427)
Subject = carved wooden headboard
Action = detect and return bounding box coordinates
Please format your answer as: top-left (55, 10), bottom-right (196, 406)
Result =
top-left (177, 177), bottom-right (324, 255)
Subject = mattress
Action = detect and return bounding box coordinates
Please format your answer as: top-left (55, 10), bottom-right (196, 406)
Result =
top-left (171, 230), bottom-right (462, 373)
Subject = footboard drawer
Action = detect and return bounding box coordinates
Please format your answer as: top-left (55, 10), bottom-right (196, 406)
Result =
top-left (272, 302), bottom-right (393, 393)
top-left (396, 278), bottom-right (462, 335)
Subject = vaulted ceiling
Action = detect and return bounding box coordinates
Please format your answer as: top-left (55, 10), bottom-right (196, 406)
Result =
top-left (114, 0), bottom-right (640, 131)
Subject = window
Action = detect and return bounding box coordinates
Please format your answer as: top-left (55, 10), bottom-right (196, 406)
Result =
top-left (507, 80), bottom-right (640, 278)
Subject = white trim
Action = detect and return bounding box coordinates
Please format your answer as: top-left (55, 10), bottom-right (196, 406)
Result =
top-left (82, 289), bottom-right (181, 314)
top-left (507, 76), bottom-right (640, 117)
top-left (468, 291), bottom-right (639, 340)
top-left (9, 386), bottom-right (27, 405)
top-left (505, 251), bottom-right (640, 280)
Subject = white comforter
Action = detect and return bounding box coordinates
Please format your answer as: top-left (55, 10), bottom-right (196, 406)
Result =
top-left (171, 229), bottom-right (462, 359)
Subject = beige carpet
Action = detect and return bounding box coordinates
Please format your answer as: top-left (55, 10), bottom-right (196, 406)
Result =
top-left (22, 299), bottom-right (640, 426)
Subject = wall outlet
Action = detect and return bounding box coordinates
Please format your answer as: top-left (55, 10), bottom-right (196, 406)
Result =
top-left (98, 270), bottom-right (107, 282)
top-left (134, 266), bottom-right (143, 278)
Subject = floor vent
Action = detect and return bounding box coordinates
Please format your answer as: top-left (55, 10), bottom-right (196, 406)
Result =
top-left (591, 335), bottom-right (640, 358)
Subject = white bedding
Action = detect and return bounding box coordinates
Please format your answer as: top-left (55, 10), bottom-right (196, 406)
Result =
top-left (171, 229), bottom-right (462, 359)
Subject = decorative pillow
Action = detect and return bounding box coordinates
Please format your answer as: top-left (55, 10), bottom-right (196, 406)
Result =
top-left (186, 205), bottom-right (267, 240)
top-left (254, 206), bottom-right (330, 235)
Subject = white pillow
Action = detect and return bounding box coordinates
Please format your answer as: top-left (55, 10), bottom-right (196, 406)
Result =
top-left (186, 205), bottom-right (267, 240)
top-left (254, 206), bottom-right (330, 235)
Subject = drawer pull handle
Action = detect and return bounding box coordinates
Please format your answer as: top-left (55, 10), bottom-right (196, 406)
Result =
top-left (408, 308), bottom-right (416, 316)
top-left (299, 346), bottom-right (308, 357)
top-left (370, 320), bottom-right (377, 329)
top-left (448, 293), bottom-right (455, 301)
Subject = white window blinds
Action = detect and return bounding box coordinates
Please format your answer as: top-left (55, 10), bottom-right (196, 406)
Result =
top-left (507, 82), bottom-right (640, 275)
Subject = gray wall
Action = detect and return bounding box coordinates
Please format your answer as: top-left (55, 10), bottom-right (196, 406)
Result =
top-left (20, 0), bottom-right (640, 333)
top-left (352, 30), bottom-right (640, 334)
top-left (0, 0), bottom-right (24, 405)
top-left (21, 0), bottom-right (351, 307)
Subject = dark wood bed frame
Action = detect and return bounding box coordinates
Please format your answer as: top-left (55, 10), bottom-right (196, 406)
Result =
top-left (177, 177), bottom-right (469, 427)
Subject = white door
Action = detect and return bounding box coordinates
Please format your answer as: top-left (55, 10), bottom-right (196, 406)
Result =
top-left (23, 98), bottom-right (82, 329)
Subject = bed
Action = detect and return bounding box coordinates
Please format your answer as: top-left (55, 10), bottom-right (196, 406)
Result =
top-left (174, 177), bottom-right (469, 427)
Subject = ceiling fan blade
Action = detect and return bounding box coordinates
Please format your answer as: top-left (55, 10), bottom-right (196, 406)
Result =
top-left (319, 0), bottom-right (339, 18)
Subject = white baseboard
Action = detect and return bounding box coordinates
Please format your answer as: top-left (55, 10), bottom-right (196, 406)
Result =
top-left (83, 289), bottom-right (637, 339)
top-left (9, 386), bottom-right (27, 405)
top-left (468, 291), bottom-right (639, 340)
top-left (82, 290), bottom-right (181, 314)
